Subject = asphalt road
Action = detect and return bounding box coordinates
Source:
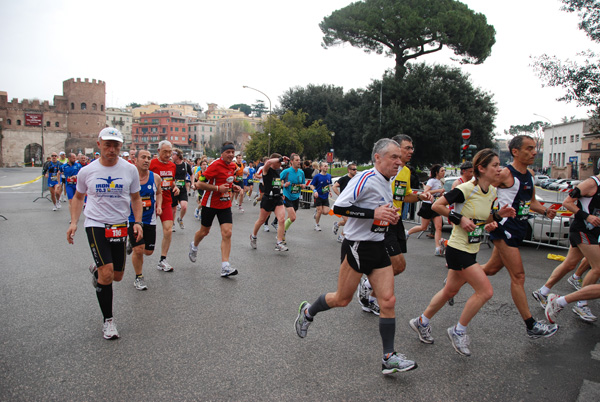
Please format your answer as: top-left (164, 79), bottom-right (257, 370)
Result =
top-left (1, 167), bottom-right (600, 401)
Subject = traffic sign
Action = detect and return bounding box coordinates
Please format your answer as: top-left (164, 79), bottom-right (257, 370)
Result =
top-left (461, 129), bottom-right (471, 140)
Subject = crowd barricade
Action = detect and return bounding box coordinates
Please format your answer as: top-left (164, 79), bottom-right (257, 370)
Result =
top-left (403, 199), bottom-right (570, 250)
top-left (33, 174), bottom-right (52, 203)
top-left (300, 189), bottom-right (313, 209)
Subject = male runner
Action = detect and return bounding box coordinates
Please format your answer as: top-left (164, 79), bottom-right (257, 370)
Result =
top-left (331, 163), bottom-right (358, 242)
top-left (44, 152), bottom-right (62, 211)
top-left (171, 148), bottom-right (192, 230)
top-left (250, 153), bottom-right (290, 251)
top-left (58, 151), bottom-right (68, 202)
top-left (61, 153), bottom-right (83, 215)
top-left (233, 154), bottom-right (245, 213)
top-left (481, 135), bottom-right (558, 338)
top-left (295, 138), bottom-right (417, 375)
top-left (67, 127), bottom-right (143, 340)
top-left (310, 162), bottom-right (332, 231)
top-left (356, 134), bottom-right (433, 314)
top-left (188, 141), bottom-right (241, 277)
top-left (451, 161), bottom-right (474, 190)
top-left (128, 150), bottom-right (163, 291)
top-left (149, 140), bottom-right (179, 272)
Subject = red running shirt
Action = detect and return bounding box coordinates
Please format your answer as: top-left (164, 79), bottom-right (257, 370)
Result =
top-left (149, 158), bottom-right (176, 202)
top-left (199, 158), bottom-right (237, 209)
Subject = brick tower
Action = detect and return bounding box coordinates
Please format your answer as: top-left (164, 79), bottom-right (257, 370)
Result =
top-left (63, 78), bottom-right (106, 152)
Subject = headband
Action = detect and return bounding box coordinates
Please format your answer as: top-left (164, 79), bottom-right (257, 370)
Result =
top-left (221, 144), bottom-right (235, 153)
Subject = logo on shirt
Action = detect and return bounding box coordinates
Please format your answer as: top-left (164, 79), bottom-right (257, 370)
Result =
top-left (96, 176), bottom-right (124, 193)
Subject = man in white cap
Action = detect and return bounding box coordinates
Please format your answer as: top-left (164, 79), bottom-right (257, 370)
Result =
top-left (67, 127), bottom-right (143, 340)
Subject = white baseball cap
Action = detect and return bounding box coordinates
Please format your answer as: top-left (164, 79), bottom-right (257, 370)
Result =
top-left (122, 151), bottom-right (129, 157)
top-left (98, 127), bottom-right (124, 143)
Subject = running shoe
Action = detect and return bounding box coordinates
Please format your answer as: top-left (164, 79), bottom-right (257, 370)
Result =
top-left (275, 241), bottom-right (288, 252)
top-left (263, 224), bottom-right (270, 232)
top-left (238, 205), bottom-right (244, 213)
top-left (526, 320), bottom-right (558, 339)
top-left (572, 305), bottom-right (597, 322)
top-left (544, 294), bottom-right (562, 324)
top-left (567, 275), bottom-right (583, 291)
top-left (177, 204), bottom-right (181, 211)
top-left (332, 221), bottom-right (339, 235)
top-left (447, 327), bottom-right (471, 356)
top-left (438, 238), bottom-right (446, 256)
top-left (52, 204), bottom-right (57, 211)
top-left (189, 242), bottom-right (198, 262)
top-left (250, 235), bottom-right (257, 249)
top-left (434, 247), bottom-right (443, 257)
top-left (381, 352), bottom-right (417, 374)
top-left (221, 264), bottom-right (238, 277)
top-left (404, 230), bottom-right (410, 240)
top-left (89, 263), bottom-right (98, 288)
top-left (157, 259), bottom-right (174, 272)
top-left (362, 299), bottom-right (380, 315)
top-left (134, 275), bottom-right (148, 291)
top-left (57, 200), bottom-right (61, 209)
top-left (532, 289), bottom-right (548, 308)
top-left (314, 224), bottom-right (321, 231)
top-left (253, 198), bottom-right (258, 207)
top-left (126, 239), bottom-right (133, 256)
top-left (271, 220), bottom-right (278, 230)
top-left (177, 217), bottom-right (185, 230)
top-left (194, 208), bottom-right (199, 219)
top-left (295, 301), bottom-right (312, 338)
top-left (409, 317), bottom-right (434, 344)
top-left (102, 318), bottom-right (119, 340)
top-left (356, 278), bottom-right (370, 308)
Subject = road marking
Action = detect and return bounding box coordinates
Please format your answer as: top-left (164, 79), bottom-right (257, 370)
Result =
top-left (591, 343), bottom-right (600, 361)
top-left (0, 176), bottom-right (42, 188)
top-left (577, 379), bottom-right (600, 401)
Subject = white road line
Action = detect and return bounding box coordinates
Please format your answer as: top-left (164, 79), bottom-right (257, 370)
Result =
top-left (577, 379), bottom-right (600, 401)
top-left (592, 343), bottom-right (600, 361)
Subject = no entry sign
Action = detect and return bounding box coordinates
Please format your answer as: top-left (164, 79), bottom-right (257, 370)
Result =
top-left (461, 129), bottom-right (471, 140)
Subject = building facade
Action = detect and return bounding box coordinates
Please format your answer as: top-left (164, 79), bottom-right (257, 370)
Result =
top-left (131, 110), bottom-right (190, 154)
top-left (0, 78), bottom-right (105, 166)
top-left (105, 107), bottom-right (133, 149)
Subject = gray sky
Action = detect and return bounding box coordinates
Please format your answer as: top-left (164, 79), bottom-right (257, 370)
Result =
top-left (1, 0), bottom-right (598, 136)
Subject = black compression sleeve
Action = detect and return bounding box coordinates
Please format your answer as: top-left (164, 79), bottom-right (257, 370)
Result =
top-left (444, 188), bottom-right (465, 205)
top-left (333, 205), bottom-right (375, 219)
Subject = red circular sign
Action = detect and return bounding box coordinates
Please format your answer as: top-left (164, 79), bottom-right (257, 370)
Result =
top-left (461, 129), bottom-right (471, 140)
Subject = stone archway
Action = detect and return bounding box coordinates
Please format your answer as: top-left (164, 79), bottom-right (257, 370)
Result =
top-left (24, 143), bottom-right (43, 165)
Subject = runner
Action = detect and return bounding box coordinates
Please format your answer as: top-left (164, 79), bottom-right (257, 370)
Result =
top-left (408, 149), bottom-right (515, 356)
top-left (58, 151), bottom-right (68, 203)
top-left (295, 138), bottom-right (418, 375)
top-left (310, 162), bottom-right (332, 231)
top-left (451, 161), bottom-right (474, 190)
top-left (481, 135), bottom-right (559, 338)
top-left (66, 127), bottom-right (143, 340)
top-left (149, 140), bottom-right (179, 272)
top-left (250, 153), bottom-right (290, 251)
top-left (253, 157), bottom-right (271, 232)
top-left (243, 161), bottom-right (255, 201)
top-left (279, 154), bottom-right (306, 241)
top-left (60, 153), bottom-right (83, 216)
top-left (171, 148), bottom-right (192, 230)
top-left (541, 174), bottom-right (600, 323)
top-left (357, 134), bottom-right (434, 315)
top-left (44, 152), bottom-right (62, 211)
top-left (127, 150), bottom-right (163, 291)
top-left (188, 141), bottom-right (240, 277)
top-left (192, 158), bottom-right (208, 220)
top-left (331, 163), bottom-right (358, 242)
top-left (233, 154), bottom-right (245, 213)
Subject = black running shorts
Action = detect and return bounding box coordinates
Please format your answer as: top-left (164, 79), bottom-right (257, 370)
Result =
top-left (128, 224), bottom-right (156, 251)
top-left (341, 239), bottom-right (391, 275)
top-left (260, 195), bottom-right (284, 212)
top-left (200, 206), bottom-right (233, 227)
top-left (384, 220), bottom-right (407, 257)
top-left (445, 245), bottom-right (478, 271)
top-left (86, 226), bottom-right (127, 272)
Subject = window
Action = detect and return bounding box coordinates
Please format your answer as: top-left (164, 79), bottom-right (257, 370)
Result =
top-left (17, 120), bottom-right (21, 125)
top-left (170, 127), bottom-right (173, 131)
top-left (563, 136), bottom-right (567, 144)
top-left (6, 119), bottom-right (11, 125)
top-left (162, 128), bottom-right (166, 133)
top-left (92, 103), bottom-right (97, 111)
top-left (182, 128), bottom-right (186, 132)
top-left (55, 122), bottom-right (59, 127)
top-left (100, 105), bottom-right (104, 112)
top-left (46, 121), bottom-right (50, 127)
top-left (175, 127), bottom-right (179, 132)
top-left (562, 152), bottom-right (565, 166)
top-left (570, 135), bottom-right (574, 143)
top-left (576, 134), bottom-right (580, 142)
top-left (81, 103), bottom-right (87, 110)
top-left (175, 137), bottom-right (178, 141)
top-left (71, 103), bottom-right (74, 110)
top-left (210, 127), bottom-right (213, 132)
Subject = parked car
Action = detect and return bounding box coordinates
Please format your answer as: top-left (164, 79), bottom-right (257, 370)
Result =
top-left (547, 179), bottom-right (570, 191)
top-left (540, 178), bottom-right (558, 189)
top-left (523, 195), bottom-right (571, 246)
top-left (557, 180), bottom-right (580, 191)
top-left (442, 176), bottom-right (461, 192)
top-left (534, 175), bottom-right (549, 186)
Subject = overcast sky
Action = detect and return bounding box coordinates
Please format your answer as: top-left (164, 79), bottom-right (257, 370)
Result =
top-left (1, 0), bottom-right (598, 136)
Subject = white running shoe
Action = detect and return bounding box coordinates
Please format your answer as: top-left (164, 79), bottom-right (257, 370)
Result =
top-left (189, 242), bottom-right (198, 263)
top-left (544, 294), bottom-right (562, 324)
top-left (332, 221), bottom-right (339, 235)
top-left (102, 318), bottom-right (119, 340)
top-left (57, 200), bottom-right (62, 209)
top-left (157, 259), bottom-right (174, 272)
top-left (314, 224), bottom-right (321, 231)
top-left (52, 205), bottom-right (57, 211)
top-left (250, 235), bottom-right (257, 249)
top-left (263, 224), bottom-right (270, 232)
top-left (221, 264), bottom-right (238, 277)
top-left (134, 276), bottom-right (148, 291)
top-left (573, 305), bottom-right (597, 322)
top-left (275, 241), bottom-right (288, 251)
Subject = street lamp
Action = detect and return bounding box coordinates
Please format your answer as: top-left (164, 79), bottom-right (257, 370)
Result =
top-left (533, 113), bottom-right (555, 171)
top-left (243, 85), bottom-right (272, 156)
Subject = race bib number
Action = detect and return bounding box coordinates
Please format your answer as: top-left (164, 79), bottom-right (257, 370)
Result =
top-left (467, 219), bottom-right (485, 244)
top-left (175, 180), bottom-right (185, 187)
top-left (50, 175), bottom-right (58, 181)
top-left (141, 196), bottom-right (152, 211)
top-left (236, 176), bottom-right (243, 182)
top-left (322, 185), bottom-right (330, 193)
top-left (291, 185), bottom-right (301, 194)
top-left (393, 180), bottom-right (407, 201)
top-left (272, 178), bottom-right (282, 189)
top-left (104, 223), bottom-right (127, 243)
top-left (371, 219), bottom-right (390, 233)
top-left (161, 177), bottom-right (173, 191)
top-left (66, 176), bottom-right (77, 184)
top-left (517, 200), bottom-right (531, 219)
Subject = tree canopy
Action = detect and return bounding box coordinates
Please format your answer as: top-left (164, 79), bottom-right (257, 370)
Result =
top-left (320, 0), bottom-right (496, 77)
top-left (229, 103), bottom-right (252, 115)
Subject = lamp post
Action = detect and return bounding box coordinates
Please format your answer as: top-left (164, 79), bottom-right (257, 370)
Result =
top-left (534, 113), bottom-right (555, 171)
top-left (243, 86), bottom-right (272, 156)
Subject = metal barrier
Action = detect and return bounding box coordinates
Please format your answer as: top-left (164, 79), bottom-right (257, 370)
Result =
top-left (300, 189), bottom-right (313, 209)
top-left (403, 199), bottom-right (571, 250)
top-left (33, 174), bottom-right (52, 203)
